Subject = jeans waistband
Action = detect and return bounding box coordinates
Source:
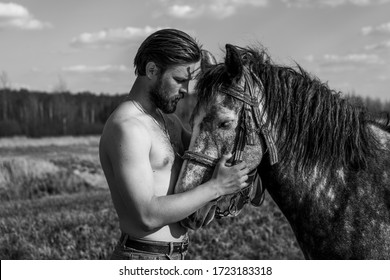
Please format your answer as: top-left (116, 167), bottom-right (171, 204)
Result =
top-left (119, 232), bottom-right (189, 255)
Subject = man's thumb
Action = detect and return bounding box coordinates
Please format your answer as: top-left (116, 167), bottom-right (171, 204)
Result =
top-left (219, 153), bottom-right (232, 165)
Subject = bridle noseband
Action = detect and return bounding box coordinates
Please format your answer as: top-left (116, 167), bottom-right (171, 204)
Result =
top-left (182, 69), bottom-right (279, 219)
top-left (182, 150), bottom-right (258, 219)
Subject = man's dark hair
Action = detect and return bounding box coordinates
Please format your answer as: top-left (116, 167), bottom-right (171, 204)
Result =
top-left (134, 28), bottom-right (202, 76)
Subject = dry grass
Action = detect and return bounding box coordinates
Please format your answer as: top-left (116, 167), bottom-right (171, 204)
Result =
top-left (0, 157), bottom-right (60, 184)
top-left (0, 136), bottom-right (105, 200)
top-left (0, 136), bottom-right (99, 148)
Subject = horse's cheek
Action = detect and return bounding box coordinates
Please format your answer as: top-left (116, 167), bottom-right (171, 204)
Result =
top-left (195, 131), bottom-right (220, 158)
top-left (243, 145), bottom-right (264, 170)
top-left (215, 130), bottom-right (236, 152)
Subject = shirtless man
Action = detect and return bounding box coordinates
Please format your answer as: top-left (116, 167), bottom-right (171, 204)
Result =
top-left (99, 29), bottom-right (250, 260)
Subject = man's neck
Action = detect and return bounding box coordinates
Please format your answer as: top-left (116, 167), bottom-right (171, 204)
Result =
top-left (128, 77), bottom-right (158, 116)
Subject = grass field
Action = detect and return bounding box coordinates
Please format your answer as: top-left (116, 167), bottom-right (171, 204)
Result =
top-left (0, 136), bottom-right (303, 260)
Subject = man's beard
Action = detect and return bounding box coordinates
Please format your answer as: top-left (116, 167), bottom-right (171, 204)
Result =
top-left (149, 78), bottom-right (181, 114)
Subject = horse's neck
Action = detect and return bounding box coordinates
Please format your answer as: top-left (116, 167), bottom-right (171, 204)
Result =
top-left (260, 160), bottom-right (338, 218)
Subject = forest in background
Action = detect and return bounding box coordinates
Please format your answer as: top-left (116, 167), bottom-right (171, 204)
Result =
top-left (0, 88), bottom-right (388, 138)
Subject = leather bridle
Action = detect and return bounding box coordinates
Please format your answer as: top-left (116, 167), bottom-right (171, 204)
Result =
top-left (182, 69), bottom-right (279, 219)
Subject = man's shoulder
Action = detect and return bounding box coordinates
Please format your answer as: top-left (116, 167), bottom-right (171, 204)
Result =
top-left (107, 101), bottom-right (148, 129)
top-left (109, 119), bottom-right (149, 140)
top-left (101, 107), bottom-right (151, 148)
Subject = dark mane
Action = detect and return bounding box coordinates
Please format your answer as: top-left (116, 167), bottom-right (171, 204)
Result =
top-left (195, 46), bottom-right (379, 172)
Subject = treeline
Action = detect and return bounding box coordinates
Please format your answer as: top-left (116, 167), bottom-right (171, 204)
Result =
top-left (0, 88), bottom-right (388, 138)
top-left (0, 89), bottom-right (124, 137)
top-left (0, 89), bottom-right (197, 138)
top-left (347, 94), bottom-right (390, 116)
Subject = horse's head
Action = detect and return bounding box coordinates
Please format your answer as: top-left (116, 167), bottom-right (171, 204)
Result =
top-left (175, 45), bottom-right (278, 230)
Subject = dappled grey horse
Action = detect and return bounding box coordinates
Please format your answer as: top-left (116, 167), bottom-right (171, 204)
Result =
top-left (175, 44), bottom-right (390, 259)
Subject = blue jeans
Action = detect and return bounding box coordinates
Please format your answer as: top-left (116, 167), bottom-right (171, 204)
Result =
top-left (110, 232), bottom-right (189, 260)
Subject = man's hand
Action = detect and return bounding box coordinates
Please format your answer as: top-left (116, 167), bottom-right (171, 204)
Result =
top-left (211, 153), bottom-right (250, 197)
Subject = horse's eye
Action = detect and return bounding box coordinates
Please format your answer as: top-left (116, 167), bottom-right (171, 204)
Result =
top-left (219, 120), bottom-right (233, 129)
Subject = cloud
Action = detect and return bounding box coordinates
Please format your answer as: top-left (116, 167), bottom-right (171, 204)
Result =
top-left (362, 22), bottom-right (390, 36)
top-left (365, 40), bottom-right (390, 51)
top-left (305, 53), bottom-right (385, 72)
top-left (281, 0), bottom-right (390, 7)
top-left (306, 53), bottom-right (385, 65)
top-left (304, 54), bottom-right (315, 62)
top-left (377, 74), bottom-right (389, 81)
top-left (31, 67), bottom-right (42, 73)
top-left (11, 83), bottom-right (33, 90)
top-left (62, 65), bottom-right (129, 74)
top-left (70, 26), bottom-right (163, 48)
top-left (168, 5), bottom-right (196, 18)
top-left (321, 53), bottom-right (385, 65)
top-left (163, 0), bottom-right (268, 19)
top-left (0, 2), bottom-right (51, 30)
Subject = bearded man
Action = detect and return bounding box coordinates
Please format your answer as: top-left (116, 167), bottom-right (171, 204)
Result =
top-left (99, 29), bottom-right (249, 260)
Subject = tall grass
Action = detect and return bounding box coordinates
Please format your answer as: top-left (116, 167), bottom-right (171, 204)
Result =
top-left (0, 157), bottom-right (96, 201)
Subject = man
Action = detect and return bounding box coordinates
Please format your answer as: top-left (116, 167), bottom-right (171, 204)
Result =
top-left (99, 29), bottom-right (249, 260)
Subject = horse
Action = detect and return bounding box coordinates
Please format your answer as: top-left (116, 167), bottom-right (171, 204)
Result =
top-left (174, 44), bottom-right (390, 259)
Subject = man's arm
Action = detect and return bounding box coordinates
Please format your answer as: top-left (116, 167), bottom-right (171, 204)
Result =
top-left (106, 119), bottom-right (248, 231)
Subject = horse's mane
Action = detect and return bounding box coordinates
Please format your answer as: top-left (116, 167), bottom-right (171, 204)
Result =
top-left (195, 46), bottom-right (379, 172)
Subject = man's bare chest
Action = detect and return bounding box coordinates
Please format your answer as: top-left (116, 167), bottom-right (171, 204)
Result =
top-left (149, 124), bottom-right (184, 171)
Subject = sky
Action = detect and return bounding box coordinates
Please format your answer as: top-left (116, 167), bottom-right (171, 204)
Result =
top-left (0, 0), bottom-right (389, 101)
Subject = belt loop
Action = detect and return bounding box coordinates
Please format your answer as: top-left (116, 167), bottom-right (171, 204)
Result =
top-left (165, 242), bottom-right (174, 260)
top-left (169, 242), bottom-right (174, 256)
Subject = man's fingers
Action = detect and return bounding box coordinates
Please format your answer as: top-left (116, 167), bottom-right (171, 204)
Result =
top-left (234, 161), bottom-right (247, 170)
top-left (241, 174), bottom-right (249, 183)
top-left (237, 167), bottom-right (250, 176)
top-left (219, 153), bottom-right (232, 166)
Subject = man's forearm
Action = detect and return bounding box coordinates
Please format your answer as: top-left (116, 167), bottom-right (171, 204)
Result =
top-left (143, 180), bottom-right (219, 230)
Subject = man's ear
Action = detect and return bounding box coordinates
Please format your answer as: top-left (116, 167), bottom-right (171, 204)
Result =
top-left (145, 62), bottom-right (159, 79)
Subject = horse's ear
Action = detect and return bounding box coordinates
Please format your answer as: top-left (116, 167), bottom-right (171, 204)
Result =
top-left (200, 49), bottom-right (217, 72)
top-left (225, 44), bottom-right (243, 79)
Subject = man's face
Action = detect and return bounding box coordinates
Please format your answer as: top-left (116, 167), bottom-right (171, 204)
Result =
top-left (149, 62), bottom-right (199, 113)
